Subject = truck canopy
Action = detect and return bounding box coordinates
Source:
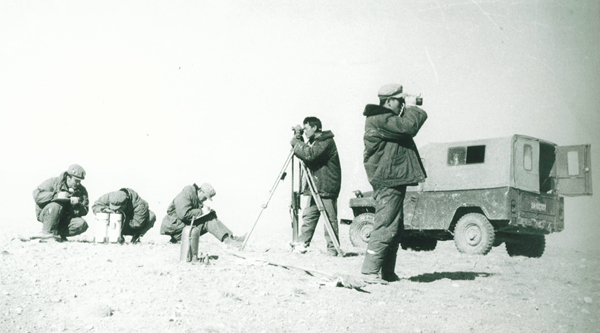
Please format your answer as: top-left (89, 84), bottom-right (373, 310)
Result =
top-left (416, 135), bottom-right (559, 193)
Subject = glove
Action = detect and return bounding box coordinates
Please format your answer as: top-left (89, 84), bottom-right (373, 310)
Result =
top-left (290, 137), bottom-right (301, 147)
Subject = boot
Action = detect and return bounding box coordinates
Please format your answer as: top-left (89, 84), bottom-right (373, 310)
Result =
top-left (130, 234), bottom-right (141, 244)
top-left (222, 235), bottom-right (243, 249)
top-left (361, 273), bottom-right (389, 285)
top-left (31, 232), bottom-right (58, 240)
top-left (291, 243), bottom-right (308, 254)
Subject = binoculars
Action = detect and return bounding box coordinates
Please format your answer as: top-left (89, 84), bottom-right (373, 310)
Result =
top-left (406, 94), bottom-right (423, 106)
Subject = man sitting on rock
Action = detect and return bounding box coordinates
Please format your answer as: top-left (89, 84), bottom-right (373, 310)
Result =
top-left (32, 164), bottom-right (90, 241)
top-left (92, 188), bottom-right (156, 244)
top-left (160, 183), bottom-right (244, 247)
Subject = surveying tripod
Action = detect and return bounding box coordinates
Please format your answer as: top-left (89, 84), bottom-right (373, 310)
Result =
top-left (240, 150), bottom-right (344, 256)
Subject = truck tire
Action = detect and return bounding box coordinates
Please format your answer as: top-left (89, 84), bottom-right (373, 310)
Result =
top-left (401, 237), bottom-right (437, 251)
top-left (349, 213), bottom-right (375, 249)
top-left (506, 235), bottom-right (545, 258)
top-left (454, 213), bottom-right (495, 255)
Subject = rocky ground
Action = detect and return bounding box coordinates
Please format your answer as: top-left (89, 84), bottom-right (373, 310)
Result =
top-left (1, 221), bottom-right (599, 333)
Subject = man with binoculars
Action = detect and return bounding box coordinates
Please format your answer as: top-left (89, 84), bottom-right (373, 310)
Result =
top-left (289, 117), bottom-right (342, 256)
top-left (360, 84), bottom-right (428, 284)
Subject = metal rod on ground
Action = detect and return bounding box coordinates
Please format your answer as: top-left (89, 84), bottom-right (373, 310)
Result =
top-left (241, 150), bottom-right (295, 251)
top-left (299, 161), bottom-right (344, 256)
top-left (224, 250), bottom-right (367, 290)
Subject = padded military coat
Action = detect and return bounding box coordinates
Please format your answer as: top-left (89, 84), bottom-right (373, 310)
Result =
top-left (164, 184), bottom-right (205, 225)
top-left (292, 130), bottom-right (342, 199)
top-left (363, 104), bottom-right (428, 189)
top-left (32, 172), bottom-right (89, 220)
top-left (92, 188), bottom-right (150, 229)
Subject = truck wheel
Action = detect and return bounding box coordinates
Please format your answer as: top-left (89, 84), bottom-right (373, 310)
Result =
top-left (401, 237), bottom-right (437, 251)
top-left (454, 213), bottom-right (495, 255)
top-left (506, 235), bottom-right (545, 258)
top-left (349, 213), bottom-right (375, 249)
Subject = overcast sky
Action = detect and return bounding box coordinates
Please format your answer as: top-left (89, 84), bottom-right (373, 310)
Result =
top-left (1, 0), bottom-right (598, 250)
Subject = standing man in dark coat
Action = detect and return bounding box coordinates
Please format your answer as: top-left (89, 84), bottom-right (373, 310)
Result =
top-left (361, 84), bottom-right (428, 283)
top-left (159, 183), bottom-right (244, 246)
top-left (32, 164), bottom-right (90, 241)
top-left (290, 116), bottom-right (342, 256)
top-left (92, 188), bottom-right (156, 244)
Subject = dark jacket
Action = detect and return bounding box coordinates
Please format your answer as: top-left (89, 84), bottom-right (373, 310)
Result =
top-left (363, 104), bottom-right (428, 189)
top-left (160, 184), bottom-right (215, 235)
top-left (292, 130), bottom-right (342, 198)
top-left (165, 184), bottom-right (205, 224)
top-left (33, 172), bottom-right (89, 220)
top-left (92, 188), bottom-right (149, 229)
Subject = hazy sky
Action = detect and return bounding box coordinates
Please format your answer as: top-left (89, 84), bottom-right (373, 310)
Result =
top-left (1, 1), bottom-right (598, 249)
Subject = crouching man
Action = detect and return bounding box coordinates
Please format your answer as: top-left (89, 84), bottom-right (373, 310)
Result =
top-left (92, 188), bottom-right (156, 244)
top-left (32, 164), bottom-right (90, 241)
top-left (160, 183), bottom-right (244, 247)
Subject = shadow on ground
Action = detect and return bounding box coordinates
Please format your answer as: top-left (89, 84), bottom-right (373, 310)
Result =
top-left (408, 271), bottom-right (494, 283)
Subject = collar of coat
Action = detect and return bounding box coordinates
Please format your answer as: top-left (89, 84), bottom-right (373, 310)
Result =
top-left (58, 171), bottom-right (84, 192)
top-left (363, 104), bottom-right (396, 117)
top-left (310, 130), bottom-right (335, 143)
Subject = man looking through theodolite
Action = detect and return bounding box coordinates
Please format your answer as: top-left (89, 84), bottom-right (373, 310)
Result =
top-left (289, 117), bottom-right (342, 256)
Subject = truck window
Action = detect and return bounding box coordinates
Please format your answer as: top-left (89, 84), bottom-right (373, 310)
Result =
top-left (447, 145), bottom-right (486, 166)
top-left (567, 151), bottom-right (580, 176)
top-left (524, 144), bottom-right (533, 171)
top-left (466, 145), bottom-right (485, 164)
top-left (448, 147), bottom-right (466, 165)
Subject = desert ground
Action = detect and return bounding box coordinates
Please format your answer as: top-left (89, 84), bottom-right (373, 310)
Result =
top-left (1, 218), bottom-right (599, 333)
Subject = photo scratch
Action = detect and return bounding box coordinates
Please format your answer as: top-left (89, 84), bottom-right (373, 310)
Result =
top-left (425, 47), bottom-right (439, 84)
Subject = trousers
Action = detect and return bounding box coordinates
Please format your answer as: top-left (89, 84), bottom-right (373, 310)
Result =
top-left (298, 196), bottom-right (339, 250)
top-left (361, 185), bottom-right (406, 275)
top-left (121, 211), bottom-right (156, 236)
top-left (160, 214), bottom-right (232, 242)
top-left (38, 202), bottom-right (88, 237)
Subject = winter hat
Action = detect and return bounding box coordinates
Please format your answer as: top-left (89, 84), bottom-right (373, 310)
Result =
top-left (199, 183), bottom-right (216, 201)
top-left (108, 190), bottom-right (128, 211)
top-left (67, 164), bottom-right (86, 180)
top-left (377, 84), bottom-right (406, 100)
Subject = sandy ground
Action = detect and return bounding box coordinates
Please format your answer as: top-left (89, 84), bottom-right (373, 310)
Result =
top-left (1, 219), bottom-right (599, 333)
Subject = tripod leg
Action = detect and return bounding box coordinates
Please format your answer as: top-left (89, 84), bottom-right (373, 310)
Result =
top-left (290, 156), bottom-right (300, 243)
top-left (300, 162), bottom-right (344, 256)
top-left (241, 150), bottom-right (295, 251)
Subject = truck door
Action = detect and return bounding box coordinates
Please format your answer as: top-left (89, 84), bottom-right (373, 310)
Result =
top-left (555, 145), bottom-right (593, 196)
top-left (513, 137), bottom-right (540, 193)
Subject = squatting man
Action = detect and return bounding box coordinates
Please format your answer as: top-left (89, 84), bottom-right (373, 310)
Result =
top-left (92, 188), bottom-right (156, 244)
top-left (32, 164), bottom-right (90, 241)
top-left (289, 116), bottom-right (342, 256)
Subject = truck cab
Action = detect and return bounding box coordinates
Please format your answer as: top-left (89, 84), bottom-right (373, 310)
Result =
top-left (348, 135), bottom-right (592, 257)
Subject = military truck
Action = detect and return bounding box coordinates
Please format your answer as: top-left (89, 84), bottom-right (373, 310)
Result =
top-left (347, 135), bottom-right (592, 257)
